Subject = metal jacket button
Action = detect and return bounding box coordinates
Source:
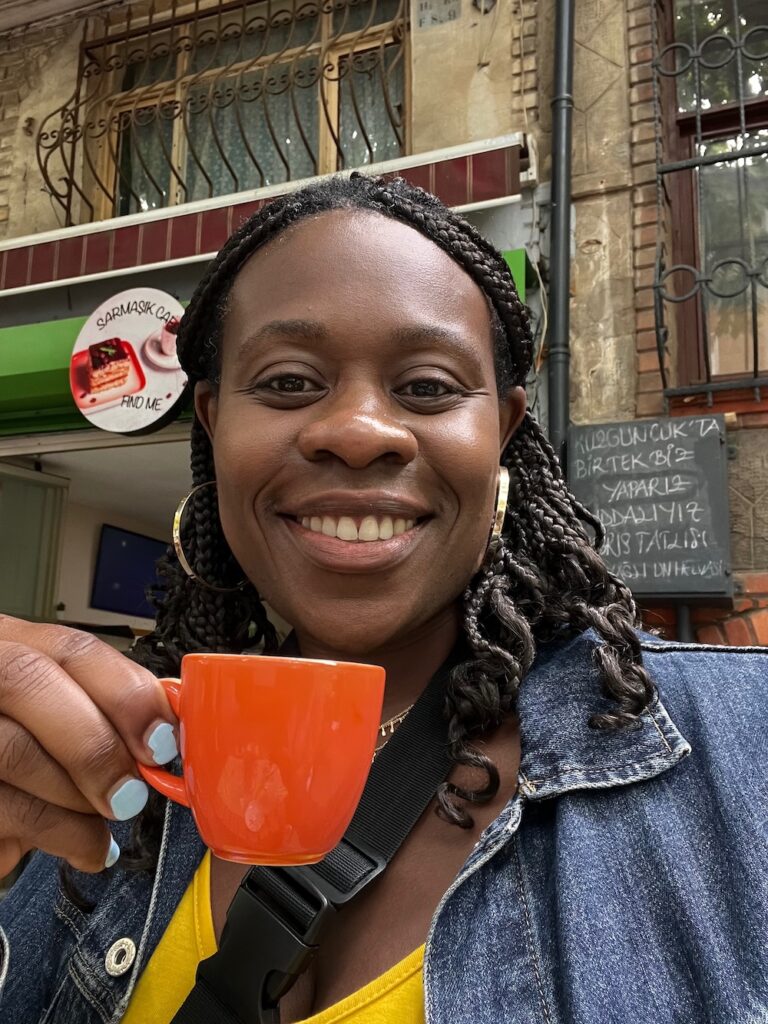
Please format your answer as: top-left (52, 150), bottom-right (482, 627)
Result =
top-left (105, 937), bottom-right (136, 977)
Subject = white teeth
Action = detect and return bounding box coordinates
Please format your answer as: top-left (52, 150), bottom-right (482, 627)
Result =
top-left (336, 516), bottom-right (358, 541)
top-left (358, 516), bottom-right (380, 542)
top-left (378, 516), bottom-right (394, 540)
top-left (299, 514), bottom-right (418, 541)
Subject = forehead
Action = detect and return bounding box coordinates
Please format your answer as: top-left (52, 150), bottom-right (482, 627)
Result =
top-left (225, 209), bottom-right (494, 342)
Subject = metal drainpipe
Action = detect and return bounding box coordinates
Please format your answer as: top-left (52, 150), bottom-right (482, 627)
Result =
top-left (547, 0), bottom-right (576, 474)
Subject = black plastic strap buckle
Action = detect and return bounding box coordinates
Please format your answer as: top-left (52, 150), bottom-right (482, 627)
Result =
top-left (195, 878), bottom-right (322, 1024)
top-left (288, 835), bottom-right (388, 914)
top-left (192, 838), bottom-right (386, 1024)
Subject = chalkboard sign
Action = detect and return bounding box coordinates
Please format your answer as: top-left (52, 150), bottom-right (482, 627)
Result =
top-left (568, 415), bottom-right (732, 600)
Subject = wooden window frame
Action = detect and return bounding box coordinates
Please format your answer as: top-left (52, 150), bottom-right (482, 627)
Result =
top-left (82, 0), bottom-right (409, 221)
top-left (659, 0), bottom-right (768, 389)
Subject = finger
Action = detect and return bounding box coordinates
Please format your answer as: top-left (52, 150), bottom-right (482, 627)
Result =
top-left (0, 617), bottom-right (178, 765)
top-left (0, 837), bottom-right (26, 879)
top-left (0, 716), bottom-right (93, 814)
top-left (0, 639), bottom-right (151, 822)
top-left (0, 781), bottom-right (116, 874)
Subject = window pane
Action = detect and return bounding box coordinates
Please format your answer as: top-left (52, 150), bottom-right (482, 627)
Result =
top-left (72, 0), bottom-right (409, 218)
top-left (698, 128), bottom-right (768, 376)
top-left (185, 58), bottom-right (319, 199)
top-left (0, 472), bottom-right (65, 621)
top-left (338, 43), bottom-right (404, 168)
top-left (674, 0), bottom-right (768, 112)
top-left (189, 1), bottom-right (320, 74)
top-left (333, 0), bottom-right (403, 33)
top-left (120, 34), bottom-right (177, 90)
top-left (116, 107), bottom-right (174, 214)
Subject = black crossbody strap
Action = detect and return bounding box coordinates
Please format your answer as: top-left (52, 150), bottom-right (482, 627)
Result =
top-left (171, 652), bottom-right (456, 1024)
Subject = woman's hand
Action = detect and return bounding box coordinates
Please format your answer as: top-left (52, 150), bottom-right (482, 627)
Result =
top-left (0, 615), bottom-right (178, 876)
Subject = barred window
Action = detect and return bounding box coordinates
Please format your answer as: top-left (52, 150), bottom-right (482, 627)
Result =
top-left (654, 0), bottom-right (768, 395)
top-left (38, 0), bottom-right (407, 224)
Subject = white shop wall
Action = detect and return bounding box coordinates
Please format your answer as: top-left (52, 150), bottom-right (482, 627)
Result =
top-left (56, 500), bottom-right (167, 631)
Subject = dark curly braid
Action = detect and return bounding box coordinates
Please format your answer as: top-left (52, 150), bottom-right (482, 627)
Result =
top-left (123, 171), bottom-right (653, 860)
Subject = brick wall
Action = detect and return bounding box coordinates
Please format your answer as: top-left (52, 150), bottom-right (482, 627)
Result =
top-left (511, 1), bottom-right (539, 132)
top-left (0, 37), bottom-right (24, 235)
top-left (0, 22), bottom-right (78, 240)
top-left (642, 574), bottom-right (768, 646)
top-left (628, 0), bottom-right (667, 418)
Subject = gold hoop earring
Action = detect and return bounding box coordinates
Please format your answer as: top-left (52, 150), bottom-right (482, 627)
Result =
top-left (172, 481), bottom-right (248, 593)
top-left (484, 466), bottom-right (510, 564)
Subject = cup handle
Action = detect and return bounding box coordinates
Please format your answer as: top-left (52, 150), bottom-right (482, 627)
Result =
top-left (136, 678), bottom-right (189, 808)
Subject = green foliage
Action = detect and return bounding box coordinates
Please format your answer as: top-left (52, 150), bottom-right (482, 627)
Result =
top-left (674, 0), bottom-right (768, 111)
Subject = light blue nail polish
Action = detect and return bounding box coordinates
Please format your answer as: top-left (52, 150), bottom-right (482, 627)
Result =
top-left (147, 722), bottom-right (178, 765)
top-left (109, 778), bottom-right (149, 821)
top-left (104, 836), bottom-right (120, 869)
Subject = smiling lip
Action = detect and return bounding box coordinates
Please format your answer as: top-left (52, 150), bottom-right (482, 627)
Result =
top-left (281, 516), bottom-right (426, 574)
top-left (278, 491), bottom-right (432, 520)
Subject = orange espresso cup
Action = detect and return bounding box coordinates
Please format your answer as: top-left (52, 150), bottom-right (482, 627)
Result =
top-left (138, 653), bottom-right (385, 864)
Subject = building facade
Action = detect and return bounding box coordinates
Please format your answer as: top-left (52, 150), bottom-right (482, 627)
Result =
top-left (0, 0), bottom-right (764, 646)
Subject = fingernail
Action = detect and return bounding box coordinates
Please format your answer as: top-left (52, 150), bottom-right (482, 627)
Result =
top-left (104, 836), bottom-right (120, 869)
top-left (109, 778), bottom-right (149, 821)
top-left (146, 722), bottom-right (178, 765)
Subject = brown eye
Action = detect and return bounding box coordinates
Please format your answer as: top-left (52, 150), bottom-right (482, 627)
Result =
top-left (399, 378), bottom-right (462, 398)
top-left (270, 376), bottom-right (310, 393)
top-left (251, 374), bottom-right (322, 394)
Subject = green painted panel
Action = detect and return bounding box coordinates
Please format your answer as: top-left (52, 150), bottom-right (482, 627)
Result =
top-left (503, 249), bottom-right (527, 302)
top-left (0, 317), bottom-right (88, 435)
top-left (502, 248), bottom-right (539, 304)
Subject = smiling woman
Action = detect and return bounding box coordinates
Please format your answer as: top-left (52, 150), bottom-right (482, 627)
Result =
top-left (0, 173), bottom-right (767, 1024)
top-left (196, 209), bottom-right (525, 647)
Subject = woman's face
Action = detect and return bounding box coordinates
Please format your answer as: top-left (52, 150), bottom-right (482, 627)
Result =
top-left (196, 210), bottom-right (526, 655)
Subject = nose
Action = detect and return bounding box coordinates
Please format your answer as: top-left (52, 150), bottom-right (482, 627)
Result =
top-left (297, 389), bottom-right (418, 469)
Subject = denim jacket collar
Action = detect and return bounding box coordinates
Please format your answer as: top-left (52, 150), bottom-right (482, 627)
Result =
top-left (515, 630), bottom-right (691, 801)
top-left (453, 631), bottom-right (692, 886)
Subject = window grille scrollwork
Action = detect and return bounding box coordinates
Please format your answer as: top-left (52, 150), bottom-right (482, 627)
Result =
top-left (37, 0), bottom-right (407, 224)
top-left (652, 0), bottom-right (768, 401)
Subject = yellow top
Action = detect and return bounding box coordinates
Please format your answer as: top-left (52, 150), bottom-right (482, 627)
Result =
top-left (122, 851), bottom-right (426, 1024)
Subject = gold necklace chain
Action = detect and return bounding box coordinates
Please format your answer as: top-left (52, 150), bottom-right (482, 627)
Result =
top-left (373, 703), bottom-right (414, 759)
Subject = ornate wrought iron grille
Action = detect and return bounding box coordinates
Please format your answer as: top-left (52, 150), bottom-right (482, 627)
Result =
top-left (652, 0), bottom-right (768, 401)
top-left (37, 0), bottom-right (407, 224)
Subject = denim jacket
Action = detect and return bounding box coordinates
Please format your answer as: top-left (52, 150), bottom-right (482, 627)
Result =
top-left (1, 629), bottom-right (767, 1023)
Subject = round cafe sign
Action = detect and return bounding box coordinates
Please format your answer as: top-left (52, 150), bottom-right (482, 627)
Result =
top-left (69, 287), bottom-right (188, 435)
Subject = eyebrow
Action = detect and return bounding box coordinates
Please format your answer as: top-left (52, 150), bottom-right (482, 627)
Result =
top-left (390, 324), bottom-right (477, 353)
top-left (235, 319), bottom-right (329, 360)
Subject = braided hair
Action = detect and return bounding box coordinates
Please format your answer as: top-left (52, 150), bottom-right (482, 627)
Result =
top-left (125, 172), bottom-right (653, 864)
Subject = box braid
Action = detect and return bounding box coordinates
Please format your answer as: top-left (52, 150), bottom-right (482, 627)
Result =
top-left (123, 171), bottom-right (654, 866)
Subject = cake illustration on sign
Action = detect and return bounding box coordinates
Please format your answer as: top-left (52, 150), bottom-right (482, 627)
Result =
top-left (87, 339), bottom-right (131, 393)
top-left (70, 287), bottom-right (187, 435)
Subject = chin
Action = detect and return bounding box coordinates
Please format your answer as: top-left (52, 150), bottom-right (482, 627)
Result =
top-left (315, 618), bottom-right (412, 660)
top-left (266, 594), bottom-right (432, 660)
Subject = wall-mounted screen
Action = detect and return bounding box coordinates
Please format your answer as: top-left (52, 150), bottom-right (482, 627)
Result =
top-left (91, 524), bottom-right (167, 618)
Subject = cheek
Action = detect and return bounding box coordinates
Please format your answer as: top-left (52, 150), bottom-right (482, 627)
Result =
top-left (437, 411), bottom-right (502, 566)
top-left (209, 416), bottom-right (276, 540)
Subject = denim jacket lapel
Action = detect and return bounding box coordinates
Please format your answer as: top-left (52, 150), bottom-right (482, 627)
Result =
top-left (461, 630), bottom-right (691, 874)
top-left (516, 630), bottom-right (691, 802)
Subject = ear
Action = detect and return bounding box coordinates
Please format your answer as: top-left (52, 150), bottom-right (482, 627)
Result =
top-left (194, 381), bottom-right (218, 443)
top-left (499, 385), bottom-right (527, 454)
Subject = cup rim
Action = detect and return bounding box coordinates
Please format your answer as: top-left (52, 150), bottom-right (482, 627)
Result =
top-left (180, 651), bottom-right (384, 674)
